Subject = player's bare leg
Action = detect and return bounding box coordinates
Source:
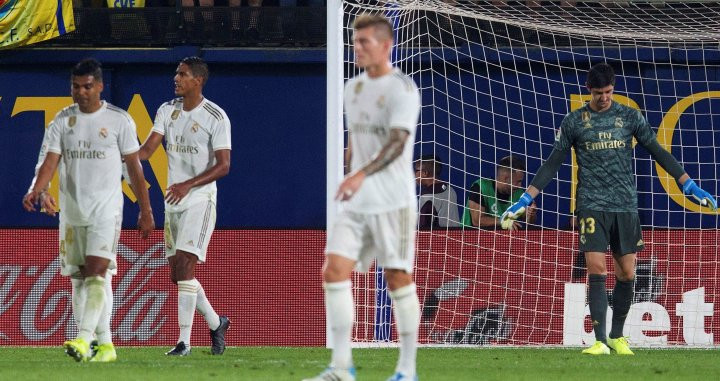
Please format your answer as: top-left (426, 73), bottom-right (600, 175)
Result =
top-left (385, 269), bottom-right (420, 381)
top-left (582, 252), bottom-right (610, 355)
top-left (607, 253), bottom-right (636, 355)
top-left (65, 256), bottom-right (110, 362)
top-left (303, 254), bottom-right (357, 381)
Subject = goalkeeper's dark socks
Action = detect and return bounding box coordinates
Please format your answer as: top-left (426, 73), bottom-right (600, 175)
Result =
top-left (588, 274), bottom-right (608, 343)
top-left (610, 278), bottom-right (635, 339)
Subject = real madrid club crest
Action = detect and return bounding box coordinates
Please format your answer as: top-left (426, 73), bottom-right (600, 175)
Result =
top-left (191, 123), bottom-right (199, 133)
top-left (99, 128), bottom-right (108, 138)
top-left (69, 116), bottom-right (76, 127)
top-left (352, 81), bottom-right (363, 104)
top-left (582, 111), bottom-right (591, 128)
top-left (171, 109), bottom-right (180, 120)
top-left (614, 117), bottom-right (624, 129)
top-left (376, 95), bottom-right (386, 109)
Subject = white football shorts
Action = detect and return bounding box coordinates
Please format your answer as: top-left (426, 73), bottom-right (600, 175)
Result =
top-left (60, 214), bottom-right (121, 275)
top-left (325, 207), bottom-right (417, 273)
top-left (164, 200), bottom-right (216, 262)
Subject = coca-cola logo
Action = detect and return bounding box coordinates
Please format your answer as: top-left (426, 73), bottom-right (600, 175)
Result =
top-left (0, 242), bottom-right (170, 342)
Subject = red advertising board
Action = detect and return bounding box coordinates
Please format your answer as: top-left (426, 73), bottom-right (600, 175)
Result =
top-left (1, 229), bottom-right (717, 346)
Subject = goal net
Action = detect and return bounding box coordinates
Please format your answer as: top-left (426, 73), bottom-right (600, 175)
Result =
top-left (329, 0), bottom-right (720, 347)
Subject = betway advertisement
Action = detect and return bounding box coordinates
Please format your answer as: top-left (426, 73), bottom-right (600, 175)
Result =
top-left (0, 230), bottom-right (717, 347)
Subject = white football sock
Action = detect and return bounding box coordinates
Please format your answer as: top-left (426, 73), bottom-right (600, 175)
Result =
top-left (70, 277), bottom-right (85, 330)
top-left (177, 279), bottom-right (200, 345)
top-left (95, 273), bottom-right (113, 344)
top-left (390, 283), bottom-right (420, 377)
top-left (78, 276), bottom-right (106, 343)
top-left (325, 280), bottom-right (354, 370)
top-left (196, 282), bottom-right (220, 330)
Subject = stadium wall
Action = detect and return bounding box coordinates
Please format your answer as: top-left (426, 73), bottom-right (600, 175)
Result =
top-left (0, 229), bottom-right (717, 346)
top-left (0, 48), bottom-right (718, 229)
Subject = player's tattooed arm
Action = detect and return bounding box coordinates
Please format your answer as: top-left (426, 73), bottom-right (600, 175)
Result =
top-left (360, 128), bottom-right (410, 176)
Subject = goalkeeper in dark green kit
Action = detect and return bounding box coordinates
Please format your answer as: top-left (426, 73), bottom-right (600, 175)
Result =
top-left (501, 62), bottom-right (718, 355)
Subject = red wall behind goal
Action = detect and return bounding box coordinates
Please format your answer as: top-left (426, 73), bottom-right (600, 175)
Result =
top-left (0, 229), bottom-right (718, 346)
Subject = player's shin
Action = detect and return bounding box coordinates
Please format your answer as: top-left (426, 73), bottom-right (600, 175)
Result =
top-left (78, 276), bottom-right (106, 343)
top-left (177, 279), bottom-right (200, 345)
top-left (95, 273), bottom-right (113, 344)
top-left (588, 274), bottom-right (608, 343)
top-left (324, 280), bottom-right (354, 370)
top-left (196, 282), bottom-right (221, 330)
top-left (71, 277), bottom-right (86, 329)
top-left (390, 283), bottom-right (420, 377)
top-left (610, 279), bottom-right (634, 339)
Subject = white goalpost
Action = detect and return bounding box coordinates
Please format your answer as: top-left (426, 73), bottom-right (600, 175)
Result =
top-left (327, 0), bottom-right (720, 347)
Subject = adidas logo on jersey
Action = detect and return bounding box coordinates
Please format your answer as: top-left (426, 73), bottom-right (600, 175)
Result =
top-left (186, 240), bottom-right (194, 247)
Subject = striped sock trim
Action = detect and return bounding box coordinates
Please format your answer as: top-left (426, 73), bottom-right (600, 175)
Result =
top-left (177, 279), bottom-right (200, 294)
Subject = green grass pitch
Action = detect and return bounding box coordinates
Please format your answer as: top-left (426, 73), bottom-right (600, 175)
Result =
top-left (1, 347), bottom-right (718, 380)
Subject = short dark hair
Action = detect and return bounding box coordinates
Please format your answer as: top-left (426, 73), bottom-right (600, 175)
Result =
top-left (180, 56), bottom-right (209, 85)
top-left (72, 58), bottom-right (102, 81)
top-left (353, 13), bottom-right (393, 40)
top-left (586, 62), bottom-right (615, 89)
top-left (497, 155), bottom-right (525, 174)
top-left (416, 154), bottom-right (443, 177)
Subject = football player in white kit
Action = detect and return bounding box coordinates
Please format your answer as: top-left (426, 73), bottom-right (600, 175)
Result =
top-left (303, 14), bottom-right (421, 381)
top-left (23, 58), bottom-right (155, 362)
top-left (139, 57), bottom-right (231, 356)
top-left (23, 126), bottom-right (120, 361)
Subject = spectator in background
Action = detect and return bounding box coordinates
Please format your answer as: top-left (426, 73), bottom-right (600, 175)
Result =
top-left (415, 155), bottom-right (461, 229)
top-left (181, 0), bottom-right (213, 6)
top-left (461, 155), bottom-right (537, 230)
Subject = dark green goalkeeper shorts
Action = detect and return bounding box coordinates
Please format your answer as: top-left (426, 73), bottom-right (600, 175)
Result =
top-left (576, 209), bottom-right (644, 256)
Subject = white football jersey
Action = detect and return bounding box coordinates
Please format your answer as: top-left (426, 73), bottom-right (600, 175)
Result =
top-left (152, 97), bottom-right (231, 212)
top-left (343, 68), bottom-right (420, 214)
top-left (46, 101), bottom-right (139, 226)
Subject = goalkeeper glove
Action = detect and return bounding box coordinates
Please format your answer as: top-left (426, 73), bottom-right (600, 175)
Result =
top-left (500, 192), bottom-right (533, 230)
top-left (682, 179), bottom-right (717, 210)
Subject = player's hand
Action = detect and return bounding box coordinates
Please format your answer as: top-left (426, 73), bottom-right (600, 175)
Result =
top-left (165, 182), bottom-right (192, 205)
top-left (525, 202), bottom-right (537, 221)
top-left (22, 190), bottom-right (42, 212)
top-left (500, 192), bottom-right (533, 230)
top-left (137, 210), bottom-right (155, 239)
top-left (682, 179), bottom-right (718, 210)
top-left (335, 171), bottom-right (366, 201)
top-left (39, 192), bottom-right (58, 216)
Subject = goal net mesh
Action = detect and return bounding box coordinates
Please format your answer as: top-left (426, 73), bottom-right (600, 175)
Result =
top-left (340, 0), bottom-right (720, 347)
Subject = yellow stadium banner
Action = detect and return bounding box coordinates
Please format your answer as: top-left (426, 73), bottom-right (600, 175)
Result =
top-left (107, 0), bottom-right (145, 7)
top-left (0, 0), bottom-right (75, 49)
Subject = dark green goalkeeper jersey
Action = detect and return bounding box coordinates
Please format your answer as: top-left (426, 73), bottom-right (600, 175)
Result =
top-left (553, 101), bottom-right (658, 212)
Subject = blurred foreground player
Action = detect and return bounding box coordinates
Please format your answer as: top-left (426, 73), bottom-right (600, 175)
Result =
top-left (303, 14), bottom-right (421, 381)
